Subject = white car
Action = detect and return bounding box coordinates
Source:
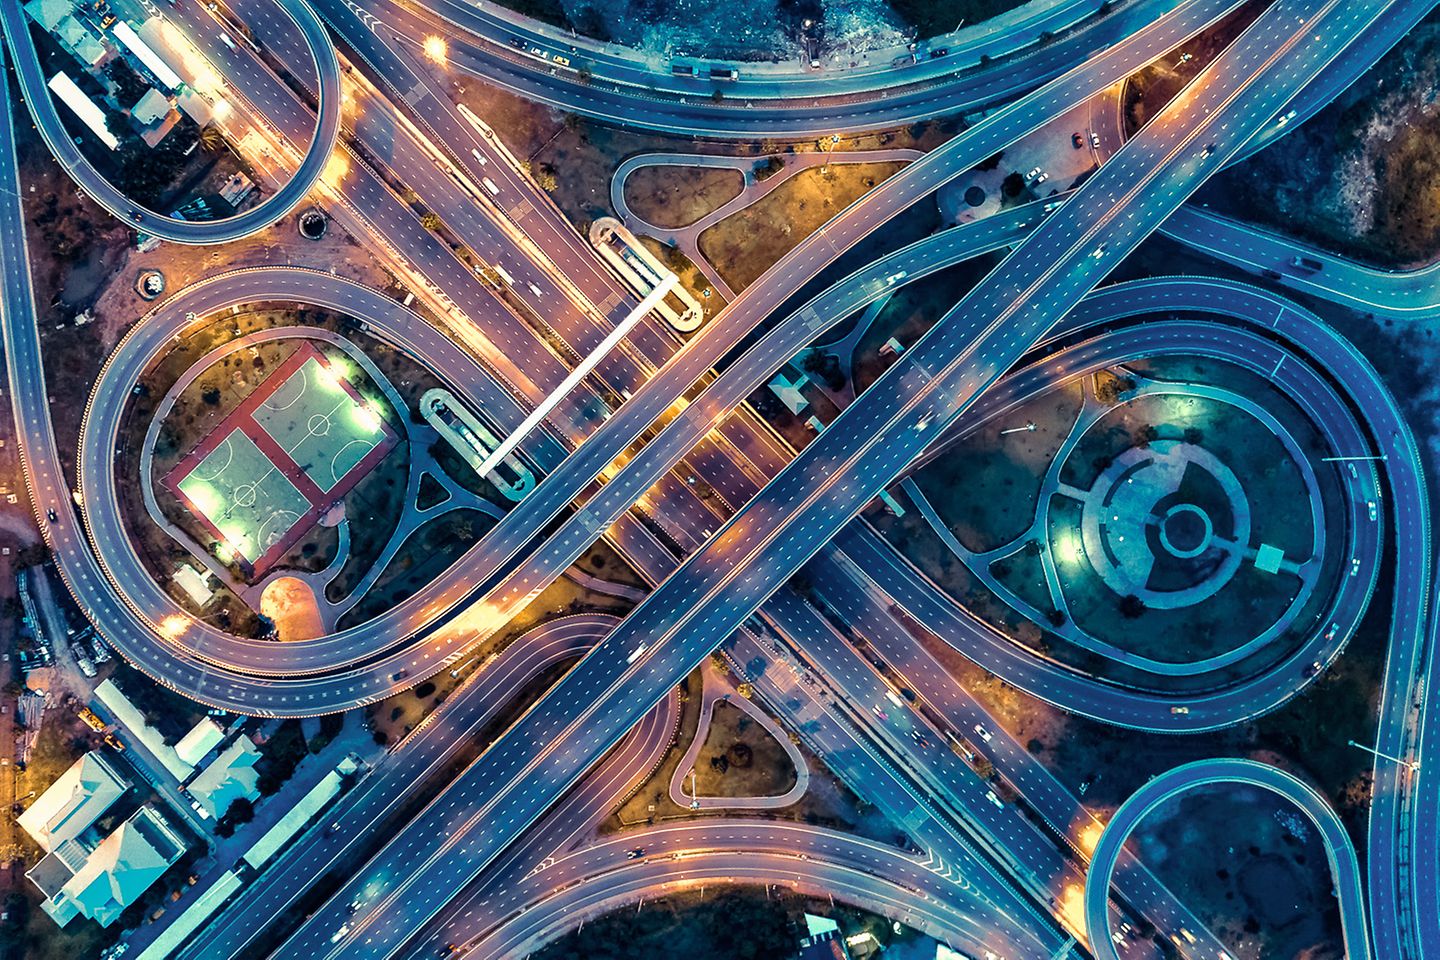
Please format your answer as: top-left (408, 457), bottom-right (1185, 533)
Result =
top-left (1090, 131), bottom-right (1101, 148)
top-left (1025, 166), bottom-right (1042, 179)
top-left (973, 723), bottom-right (993, 743)
top-left (985, 790), bottom-right (1004, 809)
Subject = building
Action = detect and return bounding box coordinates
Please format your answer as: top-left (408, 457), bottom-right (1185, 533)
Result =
top-left (18, 751), bottom-right (127, 853)
top-left (187, 735), bottom-right (261, 820)
top-left (112, 20), bottom-right (183, 92)
top-left (41, 806), bottom-right (187, 927)
top-left (131, 87), bottom-right (171, 127)
top-left (173, 563), bottom-right (215, 607)
top-left (174, 718), bottom-right (224, 768)
top-left (769, 370), bottom-right (811, 415)
top-left (795, 915), bottom-right (859, 960)
top-left (24, 0), bottom-right (107, 68)
top-left (18, 751), bottom-right (189, 928)
top-left (46, 72), bottom-right (119, 151)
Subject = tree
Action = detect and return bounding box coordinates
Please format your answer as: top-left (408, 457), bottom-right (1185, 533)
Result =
top-left (227, 796), bottom-right (255, 827)
top-left (977, 150), bottom-right (1005, 172)
top-left (420, 212), bottom-right (443, 232)
top-left (1119, 594), bottom-right (1146, 619)
top-left (107, 60), bottom-right (148, 107)
top-left (1183, 426), bottom-right (1204, 446)
top-left (536, 169), bottom-right (558, 192)
top-left (710, 88), bottom-right (725, 103)
top-left (202, 387), bottom-right (222, 406)
top-left (199, 125), bottom-right (226, 152)
top-left (1001, 171), bottom-right (1026, 197)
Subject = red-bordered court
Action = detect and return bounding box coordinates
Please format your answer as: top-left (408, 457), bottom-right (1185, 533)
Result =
top-left (163, 342), bottom-right (399, 578)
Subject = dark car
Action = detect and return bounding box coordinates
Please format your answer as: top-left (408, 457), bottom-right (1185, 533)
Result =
top-left (507, 37), bottom-right (525, 48)
top-left (929, 47), bottom-right (949, 58)
top-left (46, 509), bottom-right (57, 522)
top-left (626, 847), bottom-right (644, 859)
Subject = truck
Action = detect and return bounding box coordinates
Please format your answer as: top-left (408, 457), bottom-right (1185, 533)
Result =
top-left (481, 176), bottom-right (500, 196)
top-left (709, 66), bottom-right (738, 80)
top-left (1290, 255), bottom-right (1323, 272)
top-left (671, 63), bottom-right (695, 76)
top-left (218, 32), bottom-right (237, 51)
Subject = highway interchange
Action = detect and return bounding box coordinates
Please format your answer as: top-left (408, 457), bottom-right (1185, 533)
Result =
top-left (2, 0), bottom-right (1439, 957)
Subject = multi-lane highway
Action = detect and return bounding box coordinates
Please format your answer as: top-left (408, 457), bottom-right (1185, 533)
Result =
top-left (6, 0), bottom-right (1439, 957)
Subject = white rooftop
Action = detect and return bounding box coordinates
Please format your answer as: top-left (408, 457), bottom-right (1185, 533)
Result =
top-left (175, 717), bottom-right (224, 767)
top-left (18, 751), bottom-right (127, 853)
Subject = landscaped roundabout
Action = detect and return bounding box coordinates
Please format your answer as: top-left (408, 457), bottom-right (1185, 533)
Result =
top-left (879, 336), bottom-right (1376, 695)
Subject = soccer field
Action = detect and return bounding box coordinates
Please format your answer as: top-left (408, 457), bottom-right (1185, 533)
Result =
top-left (176, 429), bottom-right (312, 565)
top-left (254, 356), bottom-right (390, 493)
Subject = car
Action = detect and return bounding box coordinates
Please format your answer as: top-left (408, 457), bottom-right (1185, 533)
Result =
top-left (1072, 132), bottom-right (1084, 149)
top-left (1090, 131), bottom-right (1101, 148)
top-left (1033, 172), bottom-right (1049, 184)
top-left (1178, 52), bottom-right (1194, 63)
top-left (973, 723), bottom-right (993, 743)
top-left (1303, 660), bottom-right (1323, 678)
top-left (507, 37), bottom-right (525, 48)
top-left (929, 47), bottom-right (948, 58)
top-left (884, 270), bottom-right (908, 285)
top-left (1348, 462), bottom-right (1359, 478)
top-left (985, 790), bottom-right (1004, 809)
top-left (1324, 623), bottom-right (1338, 642)
top-left (391, 669), bottom-right (408, 682)
top-left (872, 704), bottom-right (889, 721)
top-left (1090, 243), bottom-right (1109, 259)
top-left (1200, 142), bottom-right (1216, 158)
top-left (46, 509), bottom-right (57, 522)
top-left (1170, 706), bottom-right (1190, 715)
top-left (626, 847), bottom-right (644, 859)
top-left (909, 729), bottom-right (930, 748)
top-left (1025, 166), bottom-right (1042, 179)
top-left (1351, 557), bottom-right (1361, 576)
top-left (1043, 200), bottom-right (1063, 213)
top-left (1368, 500), bottom-right (1378, 521)
top-left (1277, 109), bottom-right (1298, 127)
top-left (552, 55), bottom-right (571, 67)
top-left (129, 209), bottom-right (143, 223)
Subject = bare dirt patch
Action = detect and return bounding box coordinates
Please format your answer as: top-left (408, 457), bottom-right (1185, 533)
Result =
top-left (699, 162), bottom-right (907, 291)
top-left (623, 165), bottom-right (743, 229)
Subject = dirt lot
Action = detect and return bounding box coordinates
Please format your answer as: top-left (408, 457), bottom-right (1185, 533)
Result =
top-left (910, 380), bottom-right (1083, 553)
top-left (698, 162), bottom-right (907, 291)
top-left (691, 700), bottom-right (797, 798)
top-left (622, 165), bottom-right (743, 229)
top-left (445, 69), bottom-right (960, 232)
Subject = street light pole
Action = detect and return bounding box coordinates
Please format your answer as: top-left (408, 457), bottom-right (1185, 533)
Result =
top-left (1322, 454), bottom-right (1388, 462)
top-left (1349, 738), bottom-right (1419, 772)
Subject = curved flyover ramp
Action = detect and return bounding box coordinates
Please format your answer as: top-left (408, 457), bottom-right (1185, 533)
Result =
top-left (1083, 758), bottom-right (1369, 960)
top-left (0, 0), bottom-right (340, 243)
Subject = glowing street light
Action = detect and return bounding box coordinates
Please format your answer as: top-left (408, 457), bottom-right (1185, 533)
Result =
top-left (424, 35), bottom-right (448, 65)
